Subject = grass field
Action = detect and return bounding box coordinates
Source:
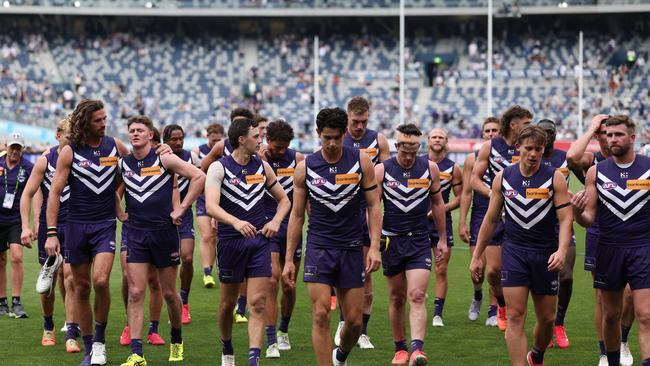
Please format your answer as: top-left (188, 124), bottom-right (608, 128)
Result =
top-left (1, 177), bottom-right (641, 366)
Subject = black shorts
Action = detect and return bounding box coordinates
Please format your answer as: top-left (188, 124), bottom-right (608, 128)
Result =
top-left (0, 223), bottom-right (21, 252)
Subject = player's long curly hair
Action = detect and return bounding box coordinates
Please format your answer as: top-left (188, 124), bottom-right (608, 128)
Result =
top-left (70, 99), bottom-right (104, 147)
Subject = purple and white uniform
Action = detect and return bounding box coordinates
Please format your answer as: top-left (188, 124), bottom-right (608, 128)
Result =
top-left (37, 147), bottom-right (69, 264)
top-left (0, 156), bottom-right (33, 252)
top-left (594, 155), bottom-right (650, 291)
top-left (343, 129), bottom-right (380, 246)
top-left (381, 156), bottom-right (432, 276)
top-left (121, 149), bottom-right (180, 268)
top-left (264, 148), bottom-right (301, 262)
top-left (64, 137), bottom-right (118, 264)
top-left (303, 146), bottom-right (365, 288)
top-left (195, 143), bottom-right (214, 217)
top-left (469, 150), bottom-right (491, 246)
top-left (500, 164), bottom-right (560, 295)
top-left (176, 149), bottom-right (195, 240)
top-left (216, 154), bottom-right (271, 283)
top-left (486, 136), bottom-right (520, 245)
top-left (428, 156), bottom-right (456, 248)
top-left (542, 148), bottom-right (575, 247)
top-left (584, 151), bottom-right (607, 272)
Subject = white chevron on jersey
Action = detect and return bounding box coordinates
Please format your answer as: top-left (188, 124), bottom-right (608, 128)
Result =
top-left (121, 158), bottom-right (172, 204)
top-left (177, 154), bottom-right (192, 193)
top-left (221, 164), bottom-right (265, 211)
top-left (71, 147), bottom-right (118, 195)
top-left (266, 160), bottom-right (295, 198)
top-left (489, 147), bottom-right (514, 173)
top-left (439, 165), bottom-right (454, 193)
top-left (383, 170), bottom-right (430, 212)
top-left (502, 177), bottom-right (554, 230)
top-left (307, 162), bottom-right (360, 212)
top-left (44, 162), bottom-right (70, 202)
top-left (596, 170), bottom-right (650, 221)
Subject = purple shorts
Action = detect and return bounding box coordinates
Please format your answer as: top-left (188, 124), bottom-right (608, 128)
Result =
top-left (501, 243), bottom-right (559, 296)
top-left (594, 244), bottom-right (650, 292)
top-left (303, 245), bottom-right (365, 288)
top-left (469, 209), bottom-right (487, 247)
top-left (38, 223), bottom-right (66, 265)
top-left (178, 208), bottom-right (195, 240)
top-left (126, 226), bottom-right (180, 268)
top-left (270, 221), bottom-right (302, 262)
top-left (381, 233), bottom-right (432, 277)
top-left (584, 231), bottom-right (598, 272)
top-left (430, 219), bottom-right (454, 248)
top-left (120, 224), bottom-right (129, 253)
top-left (217, 235), bottom-right (271, 283)
top-left (195, 194), bottom-right (207, 217)
top-left (64, 221), bottom-right (116, 264)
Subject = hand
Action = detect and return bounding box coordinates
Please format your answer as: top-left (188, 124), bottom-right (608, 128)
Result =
top-left (260, 220), bottom-right (280, 239)
top-left (44, 236), bottom-right (60, 257)
top-left (365, 247), bottom-right (381, 274)
top-left (434, 240), bottom-right (448, 262)
top-left (589, 114), bottom-right (609, 134)
top-left (155, 143), bottom-right (173, 156)
top-left (469, 256), bottom-right (484, 282)
top-left (20, 227), bottom-right (36, 248)
top-left (548, 250), bottom-right (566, 272)
top-left (459, 222), bottom-right (470, 243)
top-left (258, 144), bottom-right (269, 157)
top-left (117, 211), bottom-right (129, 223)
top-left (234, 219), bottom-right (257, 239)
top-left (571, 190), bottom-right (588, 211)
top-left (282, 261), bottom-right (296, 289)
top-left (170, 208), bottom-right (184, 226)
top-left (211, 218), bottom-right (218, 232)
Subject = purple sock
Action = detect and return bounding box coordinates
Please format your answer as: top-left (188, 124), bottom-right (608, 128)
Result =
top-left (203, 267), bottom-right (212, 276)
top-left (66, 323), bottom-right (80, 341)
top-left (361, 313), bottom-right (371, 335)
top-left (43, 315), bottom-right (54, 331)
top-left (266, 325), bottom-right (277, 346)
top-left (622, 324), bottom-right (632, 343)
top-left (555, 305), bottom-right (567, 326)
top-left (82, 335), bottom-right (94, 356)
top-left (171, 327), bottom-right (182, 344)
top-left (530, 346), bottom-right (544, 364)
top-left (607, 350), bottom-right (620, 366)
top-left (395, 339), bottom-right (407, 352)
top-left (236, 296), bottom-right (247, 315)
top-left (148, 320), bottom-right (159, 335)
top-left (248, 348), bottom-right (261, 366)
top-left (335, 347), bottom-right (349, 362)
top-left (642, 358), bottom-right (650, 366)
top-left (434, 297), bottom-right (445, 317)
top-left (180, 288), bottom-right (190, 305)
top-left (488, 305), bottom-right (497, 317)
top-left (279, 315), bottom-right (291, 333)
top-left (130, 339), bottom-right (143, 356)
top-left (496, 295), bottom-right (506, 307)
top-left (222, 339), bottom-right (234, 355)
top-left (473, 289), bottom-right (483, 302)
top-left (598, 340), bottom-right (606, 356)
top-left (411, 339), bottom-right (424, 352)
top-left (93, 321), bottom-right (107, 344)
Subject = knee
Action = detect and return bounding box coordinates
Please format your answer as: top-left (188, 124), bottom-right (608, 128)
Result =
top-left (93, 275), bottom-right (110, 292)
top-left (635, 308), bottom-right (650, 327)
top-left (201, 232), bottom-right (215, 243)
top-left (75, 279), bottom-right (91, 298)
top-left (435, 263), bottom-right (448, 277)
top-left (560, 270), bottom-right (573, 284)
top-left (312, 307), bottom-right (331, 329)
top-left (390, 292), bottom-right (406, 309)
top-left (220, 296), bottom-right (237, 311)
top-left (162, 288), bottom-right (179, 303)
top-left (248, 295), bottom-right (266, 315)
top-left (603, 306), bottom-right (622, 323)
top-left (128, 286), bottom-right (146, 302)
top-left (9, 251), bottom-right (22, 265)
top-left (507, 307), bottom-right (526, 326)
top-left (147, 277), bottom-right (161, 291)
top-left (486, 268), bottom-right (501, 285)
top-left (408, 288), bottom-right (426, 305)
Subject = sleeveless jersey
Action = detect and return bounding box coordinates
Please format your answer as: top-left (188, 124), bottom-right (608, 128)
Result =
top-left (501, 164), bottom-right (558, 249)
top-left (218, 154), bottom-right (268, 240)
top-left (488, 137), bottom-right (520, 182)
top-left (543, 149), bottom-right (570, 183)
top-left (175, 149), bottom-right (193, 201)
top-left (264, 148), bottom-right (297, 221)
top-left (68, 136), bottom-right (119, 223)
top-left (472, 150), bottom-right (491, 215)
top-left (586, 151), bottom-right (607, 236)
top-left (197, 143), bottom-right (212, 161)
top-left (596, 155), bottom-right (650, 247)
top-left (0, 156), bottom-right (33, 224)
top-left (120, 149), bottom-right (175, 229)
top-left (40, 146), bottom-right (70, 224)
top-left (223, 139), bottom-right (233, 157)
top-left (343, 129), bottom-right (381, 166)
top-left (381, 156), bottom-right (431, 235)
top-left (428, 156), bottom-right (455, 235)
top-left (306, 146), bottom-right (363, 248)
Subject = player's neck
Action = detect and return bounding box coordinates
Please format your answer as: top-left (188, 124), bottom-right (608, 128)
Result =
top-left (519, 162), bottom-right (539, 177)
top-left (132, 144), bottom-right (152, 160)
top-left (321, 148), bottom-right (343, 164)
top-left (613, 151), bottom-right (635, 165)
top-left (396, 155), bottom-right (415, 169)
top-left (543, 146), bottom-right (554, 158)
top-left (504, 133), bottom-right (516, 146)
top-left (85, 136), bottom-right (102, 148)
top-left (348, 128), bottom-right (366, 140)
top-left (232, 149), bottom-right (252, 166)
top-left (428, 149), bottom-right (445, 163)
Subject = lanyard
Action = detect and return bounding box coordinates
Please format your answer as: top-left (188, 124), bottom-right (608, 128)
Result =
top-left (3, 162), bottom-right (23, 195)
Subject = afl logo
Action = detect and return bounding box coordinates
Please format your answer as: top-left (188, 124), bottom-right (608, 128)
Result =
top-left (78, 160), bottom-right (92, 168)
top-left (386, 180), bottom-right (401, 188)
top-left (124, 171), bottom-right (134, 178)
top-left (602, 182), bottom-right (617, 190)
top-left (311, 177), bottom-right (327, 187)
top-left (504, 189), bottom-right (519, 198)
top-left (229, 178), bottom-right (241, 185)
top-left (494, 156), bottom-right (503, 163)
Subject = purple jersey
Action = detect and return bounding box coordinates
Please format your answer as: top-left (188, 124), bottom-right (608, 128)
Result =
top-left (306, 146), bottom-right (363, 248)
top-left (488, 136), bottom-right (520, 182)
top-left (175, 149), bottom-right (192, 201)
top-left (121, 149), bottom-right (175, 229)
top-left (428, 156), bottom-right (455, 236)
top-left (40, 146), bottom-right (70, 224)
top-left (264, 148), bottom-right (297, 221)
top-left (502, 164), bottom-right (558, 249)
top-left (223, 139), bottom-right (233, 156)
top-left (343, 129), bottom-right (380, 166)
top-left (472, 150), bottom-right (491, 214)
top-left (586, 151), bottom-right (607, 236)
top-left (218, 154), bottom-right (268, 240)
top-left (596, 155), bottom-right (650, 247)
top-left (381, 156), bottom-right (431, 235)
top-left (197, 143), bottom-right (212, 161)
top-left (0, 156), bottom-right (34, 224)
top-left (542, 149), bottom-right (570, 184)
top-left (68, 136), bottom-right (119, 223)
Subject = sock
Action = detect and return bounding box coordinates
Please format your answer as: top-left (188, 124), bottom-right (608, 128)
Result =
top-left (171, 327), bottom-right (182, 344)
top-left (236, 296), bottom-right (247, 315)
top-left (361, 313), bottom-right (371, 335)
top-left (598, 340), bottom-right (606, 356)
top-left (83, 334), bottom-right (94, 356)
top-left (265, 325), bottom-right (277, 346)
top-left (180, 288), bottom-right (190, 305)
top-left (473, 288), bottom-right (483, 302)
top-left (434, 297), bottom-right (445, 317)
top-left (555, 305), bottom-right (567, 326)
top-left (335, 347), bottom-right (350, 362)
top-left (248, 348), bottom-right (261, 366)
top-left (411, 339), bottom-right (424, 352)
top-left (394, 339), bottom-right (407, 352)
top-left (621, 324), bottom-right (632, 343)
top-left (66, 322), bottom-right (80, 340)
top-left (44, 315), bottom-right (54, 331)
top-left (130, 339), bottom-right (143, 357)
top-left (607, 350), bottom-right (620, 366)
top-left (148, 320), bottom-right (159, 335)
top-left (496, 295), bottom-right (506, 307)
top-left (12, 296), bottom-right (20, 304)
top-left (642, 358), bottom-right (650, 366)
top-left (339, 304), bottom-right (344, 322)
top-left (530, 346), bottom-right (544, 364)
top-left (203, 267), bottom-right (212, 276)
top-left (279, 315), bottom-right (291, 333)
top-left (222, 339), bottom-right (234, 355)
top-left (94, 321), bottom-right (107, 344)
top-left (488, 305), bottom-right (497, 318)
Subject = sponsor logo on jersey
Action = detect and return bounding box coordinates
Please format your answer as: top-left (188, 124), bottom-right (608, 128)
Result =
top-left (525, 188), bottom-right (550, 199)
top-left (361, 148), bottom-right (377, 157)
top-left (626, 179), bottom-right (650, 190)
top-left (335, 173), bottom-right (360, 185)
top-left (407, 179), bottom-right (430, 189)
top-left (277, 168), bottom-right (295, 177)
top-left (100, 156), bottom-right (118, 166)
top-left (141, 166), bottom-right (162, 177)
top-left (245, 174), bottom-right (264, 185)
top-left (511, 156), bottom-right (521, 163)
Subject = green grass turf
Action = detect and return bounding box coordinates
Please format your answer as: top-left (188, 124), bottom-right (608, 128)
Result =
top-left (0, 176), bottom-right (641, 365)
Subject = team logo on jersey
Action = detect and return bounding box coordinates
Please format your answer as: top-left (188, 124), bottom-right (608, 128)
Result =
top-left (273, 162), bottom-right (280, 168)
top-left (620, 171), bottom-right (629, 179)
top-left (311, 177), bottom-right (327, 187)
top-left (229, 177), bottom-right (241, 185)
top-left (386, 180), bottom-right (401, 188)
top-left (78, 160), bottom-right (92, 168)
top-left (329, 167), bottom-right (338, 174)
top-left (504, 189), bottom-right (519, 198)
top-left (522, 180), bottom-right (530, 187)
top-left (402, 171), bottom-right (411, 178)
top-left (137, 161), bottom-right (144, 167)
top-left (241, 169), bottom-right (248, 175)
top-left (353, 142), bottom-right (361, 148)
top-left (17, 171), bottom-right (26, 182)
top-left (602, 182), bottom-right (618, 190)
top-left (544, 161), bottom-right (552, 167)
top-left (508, 149), bottom-right (515, 155)
top-left (93, 150), bottom-right (101, 157)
